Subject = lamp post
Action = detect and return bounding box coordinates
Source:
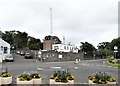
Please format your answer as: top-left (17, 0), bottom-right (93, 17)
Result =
top-left (114, 46), bottom-right (118, 59)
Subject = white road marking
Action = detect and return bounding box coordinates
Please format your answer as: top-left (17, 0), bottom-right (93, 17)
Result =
top-left (75, 67), bottom-right (79, 69)
top-left (102, 65), bottom-right (105, 67)
top-left (50, 67), bottom-right (62, 69)
top-left (96, 65), bottom-right (100, 66)
top-left (37, 68), bottom-right (45, 70)
top-left (108, 66), bottom-right (112, 67)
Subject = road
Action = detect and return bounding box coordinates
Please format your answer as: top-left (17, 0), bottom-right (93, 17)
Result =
top-left (1, 53), bottom-right (118, 84)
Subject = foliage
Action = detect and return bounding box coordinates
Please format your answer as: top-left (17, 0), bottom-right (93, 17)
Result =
top-left (88, 72), bottom-right (116, 84)
top-left (107, 56), bottom-right (120, 64)
top-left (18, 73), bottom-right (32, 81)
top-left (28, 37), bottom-right (42, 50)
top-left (97, 42), bottom-right (111, 50)
top-left (30, 73), bottom-right (41, 79)
top-left (80, 42), bottom-right (96, 53)
top-left (44, 35), bottom-right (61, 44)
top-left (50, 70), bottom-right (75, 83)
top-left (2, 30), bottom-right (43, 50)
top-left (99, 48), bottom-right (113, 57)
top-left (0, 72), bottom-right (12, 77)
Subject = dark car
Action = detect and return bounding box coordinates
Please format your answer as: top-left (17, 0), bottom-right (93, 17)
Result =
top-left (5, 54), bottom-right (14, 62)
top-left (24, 53), bottom-right (33, 59)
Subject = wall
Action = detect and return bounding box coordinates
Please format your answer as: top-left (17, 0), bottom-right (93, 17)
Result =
top-left (38, 51), bottom-right (84, 62)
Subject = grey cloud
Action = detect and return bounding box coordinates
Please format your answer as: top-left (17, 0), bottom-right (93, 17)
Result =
top-left (0, 0), bottom-right (119, 47)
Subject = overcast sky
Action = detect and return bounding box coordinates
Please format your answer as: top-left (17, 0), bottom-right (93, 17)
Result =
top-left (0, 0), bottom-right (119, 48)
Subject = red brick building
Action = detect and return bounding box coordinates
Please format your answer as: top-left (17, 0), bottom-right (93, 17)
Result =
top-left (43, 40), bottom-right (54, 51)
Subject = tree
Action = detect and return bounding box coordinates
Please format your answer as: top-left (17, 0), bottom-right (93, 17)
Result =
top-left (111, 37), bottom-right (120, 50)
top-left (110, 37), bottom-right (120, 58)
top-left (80, 42), bottom-right (96, 53)
top-left (97, 42), bottom-right (111, 50)
top-left (1, 30), bottom-right (43, 50)
top-left (28, 37), bottom-right (42, 50)
top-left (44, 35), bottom-right (61, 44)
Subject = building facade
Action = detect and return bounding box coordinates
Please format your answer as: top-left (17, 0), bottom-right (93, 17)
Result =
top-left (0, 38), bottom-right (10, 62)
top-left (52, 44), bottom-right (78, 53)
top-left (43, 40), bottom-right (54, 51)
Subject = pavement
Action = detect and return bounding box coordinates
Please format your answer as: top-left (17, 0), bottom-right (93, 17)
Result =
top-left (1, 53), bottom-right (119, 84)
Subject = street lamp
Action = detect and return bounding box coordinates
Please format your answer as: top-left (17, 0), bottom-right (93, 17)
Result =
top-left (114, 46), bottom-right (118, 59)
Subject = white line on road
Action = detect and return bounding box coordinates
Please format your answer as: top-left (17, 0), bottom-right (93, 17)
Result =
top-left (50, 67), bottom-right (62, 69)
top-left (37, 68), bottom-right (45, 70)
top-left (108, 66), bottom-right (112, 68)
top-left (96, 65), bottom-right (100, 66)
top-left (82, 64), bottom-right (85, 65)
top-left (102, 65), bottom-right (106, 67)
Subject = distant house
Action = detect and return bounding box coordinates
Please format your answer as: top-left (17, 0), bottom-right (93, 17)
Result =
top-left (0, 38), bottom-right (10, 62)
top-left (52, 44), bottom-right (78, 53)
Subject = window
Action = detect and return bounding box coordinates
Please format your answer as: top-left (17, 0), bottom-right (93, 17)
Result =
top-left (1, 46), bottom-right (3, 51)
top-left (64, 46), bottom-right (66, 50)
top-left (54, 46), bottom-right (59, 50)
top-left (67, 46), bottom-right (69, 50)
top-left (4, 47), bottom-right (7, 54)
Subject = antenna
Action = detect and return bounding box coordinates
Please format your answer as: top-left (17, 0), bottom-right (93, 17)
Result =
top-left (63, 36), bottom-right (65, 44)
top-left (50, 7), bottom-right (53, 35)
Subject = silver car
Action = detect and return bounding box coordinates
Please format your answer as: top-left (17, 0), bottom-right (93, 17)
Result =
top-left (5, 54), bottom-right (14, 62)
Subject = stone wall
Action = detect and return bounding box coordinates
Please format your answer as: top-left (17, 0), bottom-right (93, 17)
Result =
top-left (38, 51), bottom-right (84, 62)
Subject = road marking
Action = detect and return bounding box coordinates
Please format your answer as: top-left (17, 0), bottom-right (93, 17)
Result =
top-left (86, 64), bottom-right (89, 66)
top-left (75, 67), bottom-right (79, 69)
top-left (37, 67), bottom-right (45, 70)
top-left (82, 64), bottom-right (85, 65)
top-left (108, 66), bottom-right (112, 67)
top-left (50, 67), bottom-right (62, 69)
top-left (96, 65), bottom-right (100, 66)
top-left (102, 65), bottom-right (105, 67)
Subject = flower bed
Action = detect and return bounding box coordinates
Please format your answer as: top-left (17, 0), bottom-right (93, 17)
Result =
top-left (0, 71), bottom-right (12, 85)
top-left (30, 72), bottom-right (41, 85)
top-left (17, 72), bottom-right (41, 86)
top-left (50, 69), bottom-right (75, 84)
top-left (88, 72), bottom-right (116, 85)
top-left (17, 73), bottom-right (33, 85)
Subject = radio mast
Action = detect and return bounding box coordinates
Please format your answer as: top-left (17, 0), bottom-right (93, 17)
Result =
top-left (50, 7), bottom-right (53, 35)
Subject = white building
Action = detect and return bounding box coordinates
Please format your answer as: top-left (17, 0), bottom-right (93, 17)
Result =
top-left (0, 38), bottom-right (10, 62)
top-left (52, 44), bottom-right (78, 53)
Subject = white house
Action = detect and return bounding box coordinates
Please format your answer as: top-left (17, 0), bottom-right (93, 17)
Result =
top-left (52, 44), bottom-right (78, 53)
top-left (0, 38), bottom-right (10, 62)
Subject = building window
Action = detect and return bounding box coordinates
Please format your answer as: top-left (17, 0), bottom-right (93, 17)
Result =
top-left (64, 46), bottom-right (66, 50)
top-left (1, 46), bottom-right (3, 51)
top-left (67, 46), bottom-right (69, 50)
top-left (54, 46), bottom-right (59, 50)
top-left (4, 47), bottom-right (7, 54)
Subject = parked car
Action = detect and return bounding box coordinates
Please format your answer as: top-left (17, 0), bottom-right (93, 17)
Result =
top-left (16, 51), bottom-right (20, 54)
top-left (24, 53), bottom-right (33, 59)
top-left (5, 54), bottom-right (14, 62)
top-left (20, 51), bottom-right (25, 56)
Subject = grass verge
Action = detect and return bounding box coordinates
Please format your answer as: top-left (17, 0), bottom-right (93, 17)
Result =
top-left (106, 61), bottom-right (120, 67)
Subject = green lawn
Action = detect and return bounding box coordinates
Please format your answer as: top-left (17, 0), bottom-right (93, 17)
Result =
top-left (106, 61), bottom-right (120, 67)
